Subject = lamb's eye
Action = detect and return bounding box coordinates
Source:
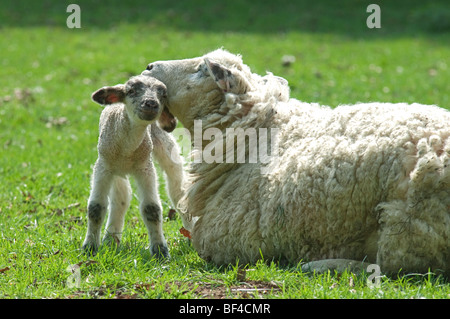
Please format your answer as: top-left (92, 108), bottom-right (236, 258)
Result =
top-left (128, 88), bottom-right (136, 95)
top-left (157, 86), bottom-right (167, 97)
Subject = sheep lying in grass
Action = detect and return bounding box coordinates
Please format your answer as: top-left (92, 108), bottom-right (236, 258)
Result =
top-left (142, 49), bottom-right (450, 275)
top-left (82, 75), bottom-right (191, 258)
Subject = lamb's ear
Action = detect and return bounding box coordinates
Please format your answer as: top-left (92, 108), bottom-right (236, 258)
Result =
top-left (158, 107), bottom-right (177, 132)
top-left (91, 84), bottom-right (126, 105)
top-left (204, 58), bottom-right (239, 93)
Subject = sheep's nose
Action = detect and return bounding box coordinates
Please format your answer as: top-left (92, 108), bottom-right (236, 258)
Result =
top-left (146, 63), bottom-right (154, 71)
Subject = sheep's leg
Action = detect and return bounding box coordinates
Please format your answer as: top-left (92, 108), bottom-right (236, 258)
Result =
top-left (301, 259), bottom-right (371, 274)
top-left (376, 199), bottom-right (450, 276)
top-left (82, 162), bottom-right (113, 254)
top-left (133, 164), bottom-right (169, 259)
top-left (102, 176), bottom-right (132, 247)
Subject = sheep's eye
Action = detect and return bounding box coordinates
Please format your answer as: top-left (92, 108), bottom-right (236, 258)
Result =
top-left (196, 64), bottom-right (209, 77)
top-left (128, 88), bottom-right (136, 95)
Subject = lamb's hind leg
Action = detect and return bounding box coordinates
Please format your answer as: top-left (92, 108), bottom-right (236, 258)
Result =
top-left (134, 164), bottom-right (169, 259)
top-left (82, 161), bottom-right (113, 254)
top-left (102, 176), bottom-right (132, 247)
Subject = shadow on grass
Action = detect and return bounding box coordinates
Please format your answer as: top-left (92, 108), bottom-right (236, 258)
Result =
top-left (1, 0), bottom-right (449, 39)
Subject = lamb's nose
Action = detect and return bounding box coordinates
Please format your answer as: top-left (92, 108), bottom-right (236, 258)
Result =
top-left (144, 100), bottom-right (158, 109)
top-left (146, 63), bottom-right (154, 71)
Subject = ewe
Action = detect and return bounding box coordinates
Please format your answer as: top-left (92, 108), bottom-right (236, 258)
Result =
top-left (142, 49), bottom-right (450, 275)
top-left (82, 75), bottom-right (190, 258)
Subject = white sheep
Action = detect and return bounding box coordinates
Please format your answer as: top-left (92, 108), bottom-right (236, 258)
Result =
top-left (142, 49), bottom-right (450, 275)
top-left (82, 75), bottom-right (191, 258)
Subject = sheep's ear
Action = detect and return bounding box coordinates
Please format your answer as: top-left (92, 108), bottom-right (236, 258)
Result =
top-left (91, 84), bottom-right (126, 105)
top-left (204, 58), bottom-right (239, 93)
top-left (158, 107), bottom-right (177, 132)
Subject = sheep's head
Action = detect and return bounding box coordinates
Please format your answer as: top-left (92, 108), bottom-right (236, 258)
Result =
top-left (91, 75), bottom-right (177, 132)
top-left (141, 49), bottom-right (255, 131)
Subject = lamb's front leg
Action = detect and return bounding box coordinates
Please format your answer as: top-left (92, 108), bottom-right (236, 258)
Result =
top-left (134, 164), bottom-right (169, 259)
top-left (151, 124), bottom-right (196, 231)
top-left (82, 161), bottom-right (113, 254)
top-left (151, 124), bottom-right (185, 206)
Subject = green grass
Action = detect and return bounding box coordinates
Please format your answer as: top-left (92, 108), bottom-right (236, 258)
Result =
top-left (0, 0), bottom-right (449, 299)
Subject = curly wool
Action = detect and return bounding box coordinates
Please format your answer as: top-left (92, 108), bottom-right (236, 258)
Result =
top-left (184, 53), bottom-right (449, 275)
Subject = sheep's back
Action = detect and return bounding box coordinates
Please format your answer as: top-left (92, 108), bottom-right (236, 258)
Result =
top-left (258, 102), bottom-right (449, 261)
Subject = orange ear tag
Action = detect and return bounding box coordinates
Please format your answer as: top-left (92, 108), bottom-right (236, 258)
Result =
top-left (179, 227), bottom-right (191, 239)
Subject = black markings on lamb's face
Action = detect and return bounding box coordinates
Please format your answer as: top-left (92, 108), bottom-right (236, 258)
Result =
top-left (125, 76), bottom-right (167, 122)
top-left (143, 203), bottom-right (161, 222)
top-left (126, 80), bottom-right (144, 98)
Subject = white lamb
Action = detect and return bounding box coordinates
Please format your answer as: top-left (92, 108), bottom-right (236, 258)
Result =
top-left (82, 75), bottom-right (192, 258)
top-left (142, 49), bottom-right (450, 275)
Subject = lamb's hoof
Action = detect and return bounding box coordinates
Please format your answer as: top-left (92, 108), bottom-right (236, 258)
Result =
top-left (151, 243), bottom-right (170, 260)
top-left (82, 242), bottom-right (98, 256)
top-left (102, 233), bottom-right (121, 248)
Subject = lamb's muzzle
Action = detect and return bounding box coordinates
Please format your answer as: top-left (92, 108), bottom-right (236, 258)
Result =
top-left (138, 99), bottom-right (160, 121)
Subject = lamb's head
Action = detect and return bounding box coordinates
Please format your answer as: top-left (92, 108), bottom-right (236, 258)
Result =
top-left (141, 49), bottom-right (257, 130)
top-left (91, 75), bottom-right (177, 132)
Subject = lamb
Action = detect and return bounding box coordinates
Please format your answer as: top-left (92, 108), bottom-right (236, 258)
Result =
top-left (141, 49), bottom-right (450, 275)
top-left (82, 74), bottom-right (192, 258)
